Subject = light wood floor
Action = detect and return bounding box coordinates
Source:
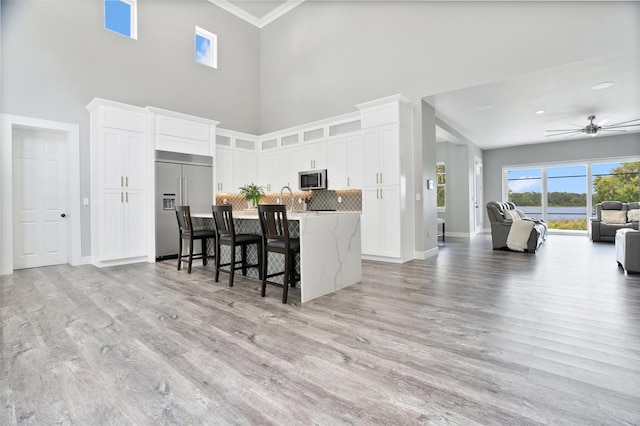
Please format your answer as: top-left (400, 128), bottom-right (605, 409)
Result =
top-left (2, 235), bottom-right (639, 425)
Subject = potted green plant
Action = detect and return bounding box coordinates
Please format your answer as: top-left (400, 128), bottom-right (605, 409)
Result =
top-left (239, 183), bottom-right (265, 209)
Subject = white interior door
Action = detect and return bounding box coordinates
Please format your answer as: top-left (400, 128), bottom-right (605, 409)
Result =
top-left (474, 157), bottom-right (483, 234)
top-left (12, 128), bottom-right (68, 269)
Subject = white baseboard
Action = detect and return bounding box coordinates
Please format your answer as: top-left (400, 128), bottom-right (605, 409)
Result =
top-left (91, 256), bottom-right (149, 268)
top-left (361, 254), bottom-right (405, 264)
top-left (70, 256), bottom-right (92, 266)
top-left (414, 247), bottom-right (439, 260)
top-left (446, 231), bottom-right (472, 238)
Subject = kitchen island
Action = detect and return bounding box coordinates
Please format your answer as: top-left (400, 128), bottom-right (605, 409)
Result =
top-left (192, 210), bottom-right (362, 303)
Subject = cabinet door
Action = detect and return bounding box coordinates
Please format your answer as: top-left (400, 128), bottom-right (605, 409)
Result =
top-left (97, 128), bottom-right (125, 189)
top-left (327, 138), bottom-right (348, 190)
top-left (361, 188), bottom-right (382, 255)
top-left (233, 150), bottom-right (258, 190)
top-left (279, 148), bottom-right (298, 190)
top-left (363, 129), bottom-right (381, 187)
top-left (380, 124), bottom-right (400, 186)
top-left (380, 186), bottom-right (401, 257)
top-left (98, 190), bottom-right (125, 261)
top-left (124, 131), bottom-right (147, 190)
top-left (216, 148), bottom-right (232, 192)
top-left (259, 150), bottom-right (280, 193)
top-left (124, 190), bottom-right (147, 257)
top-left (312, 142), bottom-right (327, 170)
top-left (347, 134), bottom-right (364, 189)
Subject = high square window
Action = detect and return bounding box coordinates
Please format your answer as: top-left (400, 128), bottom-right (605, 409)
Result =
top-left (105, 0), bottom-right (137, 39)
top-left (195, 26), bottom-right (218, 69)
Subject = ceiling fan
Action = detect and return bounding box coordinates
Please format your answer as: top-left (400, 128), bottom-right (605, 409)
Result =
top-left (545, 115), bottom-right (640, 138)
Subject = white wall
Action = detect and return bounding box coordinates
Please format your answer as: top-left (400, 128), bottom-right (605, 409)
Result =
top-left (259, 1), bottom-right (638, 133)
top-left (1, 0), bottom-right (260, 256)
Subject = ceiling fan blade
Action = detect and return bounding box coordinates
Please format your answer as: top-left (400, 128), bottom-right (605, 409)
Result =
top-left (545, 130), bottom-right (583, 137)
top-left (569, 123), bottom-right (585, 128)
top-left (599, 128), bottom-right (629, 132)
top-left (602, 122), bottom-right (640, 129)
top-left (597, 118), bottom-right (611, 126)
top-left (545, 128), bottom-right (584, 133)
top-left (603, 118), bottom-right (640, 127)
top-left (562, 131), bottom-right (584, 139)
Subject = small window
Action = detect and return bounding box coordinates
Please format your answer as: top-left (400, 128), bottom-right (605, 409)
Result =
top-left (195, 26), bottom-right (217, 69)
top-left (105, 0), bottom-right (137, 39)
top-left (437, 163), bottom-right (446, 210)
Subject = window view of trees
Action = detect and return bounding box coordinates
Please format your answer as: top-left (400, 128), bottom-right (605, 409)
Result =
top-left (507, 168), bottom-right (541, 217)
top-left (436, 164), bottom-right (446, 209)
top-left (506, 161), bottom-right (639, 231)
top-left (592, 161), bottom-right (640, 205)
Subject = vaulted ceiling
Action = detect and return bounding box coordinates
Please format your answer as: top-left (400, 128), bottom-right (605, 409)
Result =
top-left (212, 1), bottom-right (640, 150)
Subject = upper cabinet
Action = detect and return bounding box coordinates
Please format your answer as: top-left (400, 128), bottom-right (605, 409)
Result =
top-left (148, 107), bottom-right (219, 157)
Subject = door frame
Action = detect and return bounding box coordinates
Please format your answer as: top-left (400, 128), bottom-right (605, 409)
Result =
top-left (473, 156), bottom-right (483, 235)
top-left (1, 114), bottom-right (82, 275)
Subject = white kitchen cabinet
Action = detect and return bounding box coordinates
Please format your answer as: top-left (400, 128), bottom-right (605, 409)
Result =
top-left (279, 148), bottom-right (298, 190)
top-left (151, 108), bottom-right (217, 156)
top-left (98, 189), bottom-right (147, 261)
top-left (88, 99), bottom-right (150, 266)
top-left (363, 124), bottom-right (400, 187)
top-left (361, 186), bottom-right (401, 258)
top-left (326, 138), bottom-right (348, 190)
top-left (97, 128), bottom-right (147, 190)
top-left (216, 148), bottom-right (232, 192)
top-left (298, 142), bottom-right (327, 171)
top-left (233, 150), bottom-right (258, 190)
top-left (327, 135), bottom-right (364, 190)
top-left (259, 150), bottom-right (281, 193)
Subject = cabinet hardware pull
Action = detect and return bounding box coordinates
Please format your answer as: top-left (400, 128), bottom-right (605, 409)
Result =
top-left (121, 192), bottom-right (124, 203)
top-left (380, 173), bottom-right (382, 184)
top-left (126, 176), bottom-right (128, 187)
top-left (380, 189), bottom-right (383, 199)
top-left (347, 177), bottom-right (350, 187)
top-left (121, 176), bottom-right (123, 187)
top-left (126, 192), bottom-right (128, 203)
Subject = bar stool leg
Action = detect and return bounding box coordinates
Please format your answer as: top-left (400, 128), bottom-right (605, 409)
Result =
top-left (229, 245), bottom-right (236, 287)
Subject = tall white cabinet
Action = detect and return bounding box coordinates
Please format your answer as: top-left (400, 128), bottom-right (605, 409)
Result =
top-left (357, 96), bottom-right (415, 262)
top-left (88, 99), bottom-right (151, 266)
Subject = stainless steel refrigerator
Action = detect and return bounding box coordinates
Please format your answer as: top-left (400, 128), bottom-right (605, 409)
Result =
top-left (155, 151), bottom-right (213, 260)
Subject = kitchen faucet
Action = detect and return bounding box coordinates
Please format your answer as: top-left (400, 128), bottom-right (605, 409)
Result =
top-left (280, 185), bottom-right (294, 212)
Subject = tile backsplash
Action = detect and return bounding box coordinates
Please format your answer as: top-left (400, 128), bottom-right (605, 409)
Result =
top-left (215, 189), bottom-right (361, 212)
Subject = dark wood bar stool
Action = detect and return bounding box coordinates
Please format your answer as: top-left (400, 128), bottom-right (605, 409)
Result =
top-left (257, 204), bottom-right (300, 304)
top-left (211, 205), bottom-right (262, 287)
top-left (175, 205), bottom-right (216, 273)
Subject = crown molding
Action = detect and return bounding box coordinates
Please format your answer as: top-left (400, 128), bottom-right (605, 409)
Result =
top-left (209, 0), bottom-right (305, 28)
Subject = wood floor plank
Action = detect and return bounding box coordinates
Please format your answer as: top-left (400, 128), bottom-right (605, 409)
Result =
top-left (2, 234), bottom-right (640, 424)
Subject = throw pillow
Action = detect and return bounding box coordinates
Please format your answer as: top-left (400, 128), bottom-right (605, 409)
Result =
top-left (628, 209), bottom-right (640, 222)
top-left (601, 210), bottom-right (627, 224)
top-left (503, 210), bottom-right (521, 221)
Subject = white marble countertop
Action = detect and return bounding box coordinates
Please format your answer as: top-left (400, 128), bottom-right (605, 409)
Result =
top-left (192, 211), bottom-right (361, 220)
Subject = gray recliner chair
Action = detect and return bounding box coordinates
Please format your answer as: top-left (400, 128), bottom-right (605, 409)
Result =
top-left (486, 201), bottom-right (546, 253)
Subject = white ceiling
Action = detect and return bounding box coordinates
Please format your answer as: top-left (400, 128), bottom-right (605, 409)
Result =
top-left (425, 49), bottom-right (640, 150)
top-left (212, 1), bottom-right (639, 151)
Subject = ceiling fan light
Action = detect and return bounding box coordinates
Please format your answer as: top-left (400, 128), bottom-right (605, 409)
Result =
top-left (591, 81), bottom-right (615, 90)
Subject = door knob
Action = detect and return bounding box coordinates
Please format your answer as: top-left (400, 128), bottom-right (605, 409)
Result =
top-left (61, 213), bottom-right (66, 218)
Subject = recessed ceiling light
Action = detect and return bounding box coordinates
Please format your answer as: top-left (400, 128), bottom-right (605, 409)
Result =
top-left (535, 110), bottom-right (545, 114)
top-left (592, 81), bottom-right (615, 90)
top-left (474, 105), bottom-right (493, 111)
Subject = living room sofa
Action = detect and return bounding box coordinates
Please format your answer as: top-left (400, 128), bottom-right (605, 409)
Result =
top-left (486, 201), bottom-right (547, 253)
top-left (590, 201), bottom-right (640, 242)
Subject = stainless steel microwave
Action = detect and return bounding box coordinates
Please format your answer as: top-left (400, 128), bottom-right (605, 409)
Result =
top-left (299, 169), bottom-right (327, 191)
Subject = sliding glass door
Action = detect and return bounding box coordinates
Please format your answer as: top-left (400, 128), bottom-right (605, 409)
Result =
top-left (546, 165), bottom-right (587, 230)
top-left (504, 159), bottom-right (639, 232)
